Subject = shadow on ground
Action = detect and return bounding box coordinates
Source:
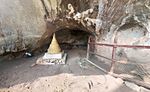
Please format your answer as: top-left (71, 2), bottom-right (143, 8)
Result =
top-left (0, 49), bottom-right (101, 87)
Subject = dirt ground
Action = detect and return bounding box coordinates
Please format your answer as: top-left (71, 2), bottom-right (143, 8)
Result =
top-left (0, 49), bottom-right (135, 92)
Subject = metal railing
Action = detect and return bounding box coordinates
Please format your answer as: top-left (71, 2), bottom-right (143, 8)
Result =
top-left (86, 36), bottom-right (150, 73)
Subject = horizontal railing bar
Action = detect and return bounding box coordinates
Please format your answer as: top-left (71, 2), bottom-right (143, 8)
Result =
top-left (88, 42), bottom-right (150, 49)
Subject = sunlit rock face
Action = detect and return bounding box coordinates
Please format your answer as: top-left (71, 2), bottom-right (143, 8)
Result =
top-left (95, 0), bottom-right (150, 62)
top-left (96, 0), bottom-right (150, 34)
top-left (94, 0), bottom-right (150, 77)
top-left (0, 0), bottom-right (45, 55)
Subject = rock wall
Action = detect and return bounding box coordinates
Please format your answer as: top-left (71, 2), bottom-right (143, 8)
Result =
top-left (95, 0), bottom-right (150, 63)
top-left (33, 0), bottom-right (99, 52)
top-left (94, 0), bottom-right (150, 80)
top-left (0, 0), bottom-right (99, 55)
top-left (0, 0), bottom-right (45, 55)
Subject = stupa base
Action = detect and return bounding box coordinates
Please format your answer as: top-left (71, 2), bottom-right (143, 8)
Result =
top-left (36, 53), bottom-right (67, 65)
top-left (43, 51), bottom-right (64, 59)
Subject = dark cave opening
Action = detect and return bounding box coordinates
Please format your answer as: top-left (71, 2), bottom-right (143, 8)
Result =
top-left (53, 29), bottom-right (91, 50)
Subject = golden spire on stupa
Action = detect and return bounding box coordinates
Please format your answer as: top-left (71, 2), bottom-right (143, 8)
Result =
top-left (48, 33), bottom-right (61, 54)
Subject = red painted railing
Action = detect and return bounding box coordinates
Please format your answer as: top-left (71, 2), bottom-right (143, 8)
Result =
top-left (87, 36), bottom-right (150, 73)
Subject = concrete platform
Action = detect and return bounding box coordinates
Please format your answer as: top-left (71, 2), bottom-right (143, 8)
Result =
top-left (37, 53), bottom-right (67, 65)
top-left (43, 51), bottom-right (64, 59)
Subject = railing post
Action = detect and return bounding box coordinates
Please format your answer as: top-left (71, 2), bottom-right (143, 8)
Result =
top-left (86, 36), bottom-right (91, 59)
top-left (110, 45), bottom-right (116, 73)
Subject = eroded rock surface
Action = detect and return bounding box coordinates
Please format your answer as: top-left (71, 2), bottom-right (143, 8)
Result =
top-left (0, 0), bottom-right (45, 55)
top-left (94, 0), bottom-right (150, 81)
top-left (0, 0), bottom-right (99, 55)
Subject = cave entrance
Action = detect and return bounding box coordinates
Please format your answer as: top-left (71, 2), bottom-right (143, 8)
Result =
top-left (54, 29), bottom-right (91, 50)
